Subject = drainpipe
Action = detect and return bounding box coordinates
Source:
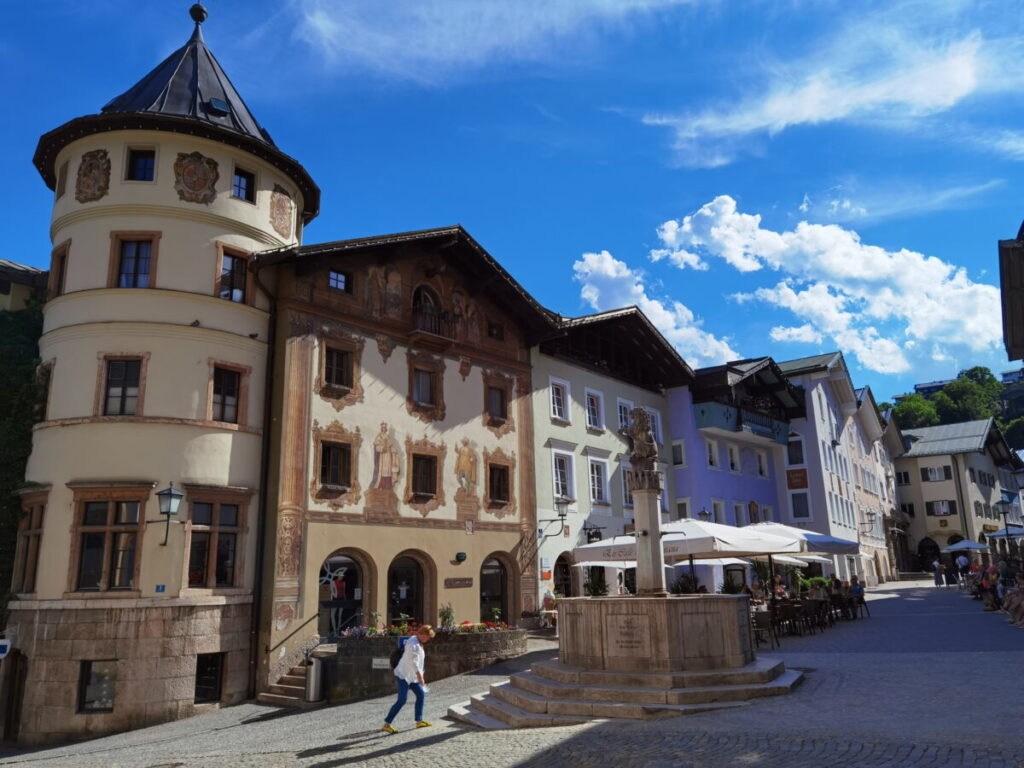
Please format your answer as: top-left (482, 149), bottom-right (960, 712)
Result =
top-left (247, 261), bottom-right (277, 699)
top-left (950, 454), bottom-right (970, 543)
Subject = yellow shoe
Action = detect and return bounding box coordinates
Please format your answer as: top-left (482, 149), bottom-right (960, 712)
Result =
top-left (415, 720), bottom-right (433, 728)
top-left (382, 724), bottom-right (399, 734)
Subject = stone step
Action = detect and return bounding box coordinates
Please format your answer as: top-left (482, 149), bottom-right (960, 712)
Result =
top-left (897, 572), bottom-right (930, 581)
top-left (531, 656), bottom-right (785, 689)
top-left (255, 692), bottom-right (325, 710)
top-left (287, 666), bottom-right (309, 678)
top-left (279, 674), bottom-right (306, 687)
top-left (486, 682), bottom-right (752, 721)
top-left (267, 683), bottom-right (306, 697)
top-left (512, 667), bottom-right (802, 705)
top-left (469, 693), bottom-right (589, 728)
top-left (447, 700), bottom-right (511, 730)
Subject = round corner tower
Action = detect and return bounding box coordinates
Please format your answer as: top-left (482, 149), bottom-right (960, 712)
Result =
top-left (6, 5), bottom-right (319, 745)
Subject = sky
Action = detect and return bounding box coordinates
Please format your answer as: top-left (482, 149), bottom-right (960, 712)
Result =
top-left (4, 0), bottom-right (1024, 402)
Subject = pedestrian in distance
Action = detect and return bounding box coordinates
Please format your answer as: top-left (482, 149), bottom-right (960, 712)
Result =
top-left (932, 559), bottom-right (944, 588)
top-left (382, 624), bottom-right (436, 734)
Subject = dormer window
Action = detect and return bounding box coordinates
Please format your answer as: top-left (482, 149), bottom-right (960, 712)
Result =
top-left (126, 149), bottom-right (155, 181)
top-left (232, 167), bottom-right (255, 203)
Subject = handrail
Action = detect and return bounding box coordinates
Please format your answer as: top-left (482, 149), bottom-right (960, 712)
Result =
top-left (265, 611), bottom-right (319, 655)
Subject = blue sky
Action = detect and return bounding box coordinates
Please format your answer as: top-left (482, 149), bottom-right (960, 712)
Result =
top-left (5, 0), bottom-right (1024, 401)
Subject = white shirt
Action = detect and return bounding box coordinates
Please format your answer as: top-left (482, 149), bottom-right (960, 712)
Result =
top-left (394, 636), bottom-right (425, 684)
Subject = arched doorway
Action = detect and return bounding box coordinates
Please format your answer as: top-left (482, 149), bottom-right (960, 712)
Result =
top-left (388, 556), bottom-right (424, 624)
top-left (917, 537), bottom-right (940, 570)
top-left (318, 551), bottom-right (367, 639)
top-left (480, 557), bottom-right (508, 622)
top-left (947, 534), bottom-right (964, 547)
top-left (554, 554), bottom-right (574, 597)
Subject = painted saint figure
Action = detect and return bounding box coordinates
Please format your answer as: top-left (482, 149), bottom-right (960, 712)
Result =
top-left (455, 438), bottom-right (477, 494)
top-left (372, 423), bottom-right (401, 490)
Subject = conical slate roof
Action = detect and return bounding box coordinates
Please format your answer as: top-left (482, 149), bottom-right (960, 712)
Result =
top-left (34, 4), bottom-right (320, 222)
top-left (101, 5), bottom-right (274, 146)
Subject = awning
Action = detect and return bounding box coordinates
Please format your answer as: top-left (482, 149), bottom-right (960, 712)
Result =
top-left (797, 555), bottom-right (834, 564)
top-left (753, 555), bottom-right (808, 567)
top-left (745, 521), bottom-right (859, 555)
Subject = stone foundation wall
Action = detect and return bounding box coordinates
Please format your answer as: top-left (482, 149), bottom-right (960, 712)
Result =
top-left (322, 629), bottom-right (527, 703)
top-left (3, 598), bottom-right (252, 746)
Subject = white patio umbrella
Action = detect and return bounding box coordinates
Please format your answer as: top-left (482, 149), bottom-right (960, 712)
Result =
top-left (941, 539), bottom-right (989, 553)
top-left (744, 521), bottom-right (859, 555)
top-left (796, 555), bottom-right (834, 564)
top-left (572, 518), bottom-right (802, 564)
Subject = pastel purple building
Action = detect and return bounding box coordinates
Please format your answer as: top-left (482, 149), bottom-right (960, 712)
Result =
top-left (667, 358), bottom-right (805, 588)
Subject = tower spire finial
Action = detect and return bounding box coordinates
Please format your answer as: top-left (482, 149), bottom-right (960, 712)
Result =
top-left (189, 3), bottom-right (208, 25)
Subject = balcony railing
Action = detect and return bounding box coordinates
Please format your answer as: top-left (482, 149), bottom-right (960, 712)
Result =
top-left (694, 401), bottom-right (788, 445)
top-left (410, 309), bottom-right (460, 347)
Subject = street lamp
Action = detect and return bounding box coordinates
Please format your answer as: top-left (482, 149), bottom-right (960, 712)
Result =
top-left (859, 510), bottom-right (878, 533)
top-left (539, 496), bottom-right (572, 524)
top-left (155, 482), bottom-right (184, 546)
top-left (995, 494), bottom-right (1020, 564)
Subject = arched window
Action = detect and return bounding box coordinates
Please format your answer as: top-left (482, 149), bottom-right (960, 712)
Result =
top-left (318, 552), bottom-right (365, 638)
top-left (480, 557), bottom-right (508, 622)
top-left (388, 556), bottom-right (424, 625)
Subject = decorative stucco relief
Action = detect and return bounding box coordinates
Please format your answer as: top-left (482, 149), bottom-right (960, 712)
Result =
top-left (173, 151), bottom-right (219, 204)
top-left (375, 334), bottom-right (396, 363)
top-left (275, 509), bottom-right (302, 578)
top-left (404, 435), bottom-right (447, 517)
top-left (75, 149), bottom-right (110, 203)
top-left (270, 184), bottom-right (294, 239)
top-left (483, 446), bottom-right (517, 520)
top-left (314, 324), bottom-right (365, 411)
top-left (311, 419), bottom-right (363, 509)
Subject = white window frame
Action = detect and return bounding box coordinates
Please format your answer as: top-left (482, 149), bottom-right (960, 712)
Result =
top-left (671, 439), bottom-right (686, 467)
top-left (790, 491), bottom-right (811, 520)
top-left (727, 444), bottom-right (740, 474)
top-left (675, 497), bottom-right (690, 520)
top-left (588, 458), bottom-right (610, 505)
top-left (762, 505), bottom-right (773, 523)
top-left (616, 398), bottom-right (634, 430)
top-left (732, 502), bottom-right (744, 526)
top-left (711, 499), bottom-right (725, 523)
top-left (584, 387), bottom-right (604, 430)
top-left (621, 462), bottom-right (634, 507)
top-left (756, 450), bottom-right (768, 478)
top-left (787, 435), bottom-right (805, 467)
top-left (552, 450), bottom-right (575, 500)
top-left (549, 377), bottom-right (571, 422)
top-left (706, 438), bottom-right (720, 470)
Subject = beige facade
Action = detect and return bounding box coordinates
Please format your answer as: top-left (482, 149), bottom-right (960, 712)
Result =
top-left (896, 420), bottom-right (1020, 566)
top-left (5, 95), bottom-right (311, 742)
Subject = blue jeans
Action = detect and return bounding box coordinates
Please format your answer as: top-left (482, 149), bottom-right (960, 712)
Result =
top-left (385, 678), bottom-right (425, 724)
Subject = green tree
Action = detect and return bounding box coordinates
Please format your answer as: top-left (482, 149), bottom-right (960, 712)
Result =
top-left (1004, 416), bottom-right (1024, 451)
top-left (0, 302), bottom-right (44, 600)
top-left (892, 394), bottom-right (940, 429)
top-left (933, 370), bottom-right (1002, 424)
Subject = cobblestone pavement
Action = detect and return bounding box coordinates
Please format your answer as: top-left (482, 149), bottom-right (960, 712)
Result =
top-left (4, 581), bottom-right (1024, 768)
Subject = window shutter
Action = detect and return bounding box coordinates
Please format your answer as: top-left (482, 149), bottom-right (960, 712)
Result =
top-left (925, 501), bottom-right (934, 515)
top-left (943, 465), bottom-right (952, 480)
top-left (948, 500), bottom-right (957, 515)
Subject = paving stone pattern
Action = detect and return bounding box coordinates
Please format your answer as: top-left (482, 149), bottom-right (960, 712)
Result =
top-left (3, 581), bottom-right (1024, 767)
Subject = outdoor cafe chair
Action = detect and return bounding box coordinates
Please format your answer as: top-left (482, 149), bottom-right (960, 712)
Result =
top-left (854, 594), bottom-right (870, 618)
top-left (751, 610), bottom-right (779, 649)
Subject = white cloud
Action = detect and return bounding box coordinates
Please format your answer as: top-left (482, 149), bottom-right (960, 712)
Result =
top-left (573, 250), bottom-right (738, 367)
top-left (797, 179), bottom-right (1002, 224)
top-left (769, 324), bottom-right (823, 344)
top-left (640, 0), bottom-right (1024, 168)
top-left (660, 195), bottom-right (1000, 374)
top-left (291, 0), bottom-right (692, 81)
